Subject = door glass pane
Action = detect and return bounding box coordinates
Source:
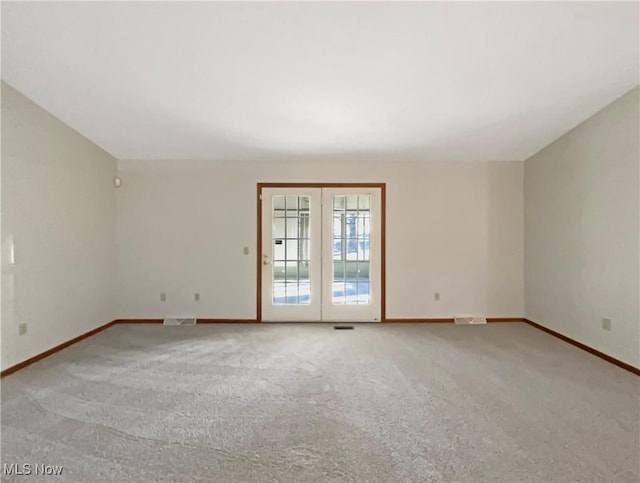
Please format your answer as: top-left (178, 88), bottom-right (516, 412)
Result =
top-left (272, 195), bottom-right (311, 305)
top-left (299, 282), bottom-right (311, 304)
top-left (274, 196), bottom-right (286, 213)
top-left (333, 195), bottom-right (371, 304)
top-left (274, 218), bottom-right (285, 238)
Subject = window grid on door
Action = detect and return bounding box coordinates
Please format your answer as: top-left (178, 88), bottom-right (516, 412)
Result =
top-left (272, 195), bottom-right (311, 305)
top-left (333, 195), bottom-right (371, 304)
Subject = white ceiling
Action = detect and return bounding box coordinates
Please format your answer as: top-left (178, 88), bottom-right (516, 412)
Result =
top-left (2, 2), bottom-right (638, 162)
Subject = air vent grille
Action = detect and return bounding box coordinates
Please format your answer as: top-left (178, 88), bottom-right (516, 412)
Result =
top-left (454, 316), bottom-right (487, 325)
top-left (163, 317), bottom-right (197, 326)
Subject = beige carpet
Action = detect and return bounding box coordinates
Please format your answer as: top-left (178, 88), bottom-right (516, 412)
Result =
top-left (1, 323), bottom-right (638, 482)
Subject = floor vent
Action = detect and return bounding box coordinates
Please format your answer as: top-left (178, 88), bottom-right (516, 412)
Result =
top-left (454, 316), bottom-right (487, 325)
top-left (334, 326), bottom-right (354, 330)
top-left (163, 317), bottom-right (197, 326)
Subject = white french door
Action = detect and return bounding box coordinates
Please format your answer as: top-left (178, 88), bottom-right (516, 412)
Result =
top-left (321, 187), bottom-right (381, 322)
top-left (261, 186), bottom-right (382, 322)
top-left (261, 188), bottom-right (322, 321)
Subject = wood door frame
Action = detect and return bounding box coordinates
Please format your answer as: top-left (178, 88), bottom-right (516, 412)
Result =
top-left (257, 182), bottom-right (386, 322)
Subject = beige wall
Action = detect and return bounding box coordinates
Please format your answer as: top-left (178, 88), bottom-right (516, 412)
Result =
top-left (1, 82), bottom-right (117, 370)
top-left (525, 86), bottom-right (640, 367)
top-left (3, 76), bottom-right (637, 368)
top-left (115, 159), bottom-right (524, 320)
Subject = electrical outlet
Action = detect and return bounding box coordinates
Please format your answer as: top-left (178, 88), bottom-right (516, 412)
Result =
top-left (243, 246), bottom-right (250, 255)
top-left (602, 318), bottom-right (611, 331)
top-left (160, 292), bottom-right (166, 302)
top-left (194, 293), bottom-right (200, 302)
top-left (434, 292), bottom-right (440, 301)
top-left (18, 323), bottom-right (27, 336)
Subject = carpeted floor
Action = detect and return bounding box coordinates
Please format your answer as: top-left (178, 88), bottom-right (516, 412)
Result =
top-left (1, 323), bottom-right (638, 482)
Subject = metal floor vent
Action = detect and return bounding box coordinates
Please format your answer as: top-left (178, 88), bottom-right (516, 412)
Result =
top-left (334, 326), bottom-right (354, 330)
top-left (163, 317), bottom-right (197, 326)
top-left (454, 316), bottom-right (487, 325)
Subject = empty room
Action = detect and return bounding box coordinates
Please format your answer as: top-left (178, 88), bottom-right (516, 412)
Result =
top-left (1, 1), bottom-right (638, 482)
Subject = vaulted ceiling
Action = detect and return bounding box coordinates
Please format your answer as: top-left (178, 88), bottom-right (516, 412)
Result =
top-left (2, 2), bottom-right (638, 162)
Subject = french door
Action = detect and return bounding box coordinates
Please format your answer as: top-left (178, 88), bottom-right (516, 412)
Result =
top-left (260, 186), bottom-right (382, 322)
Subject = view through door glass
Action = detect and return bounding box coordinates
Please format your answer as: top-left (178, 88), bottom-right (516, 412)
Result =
top-left (272, 195), bottom-right (311, 304)
top-left (332, 195), bottom-right (371, 304)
